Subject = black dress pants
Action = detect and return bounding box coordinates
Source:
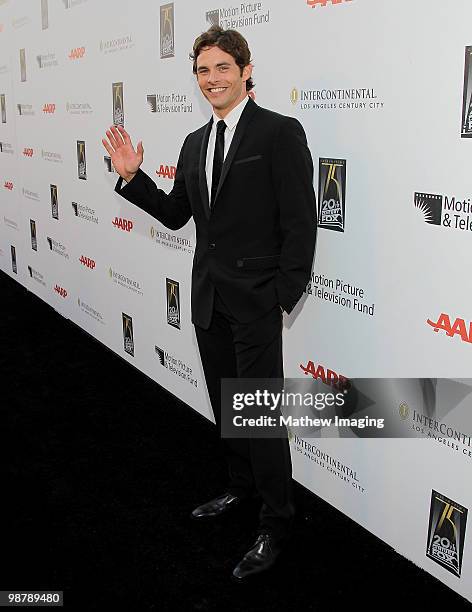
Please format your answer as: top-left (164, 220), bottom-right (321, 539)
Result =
top-left (195, 291), bottom-right (294, 540)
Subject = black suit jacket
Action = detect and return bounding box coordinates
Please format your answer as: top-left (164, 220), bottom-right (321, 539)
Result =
top-left (115, 97), bottom-right (317, 329)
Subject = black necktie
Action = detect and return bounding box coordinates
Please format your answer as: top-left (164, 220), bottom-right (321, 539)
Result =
top-left (211, 120), bottom-right (226, 206)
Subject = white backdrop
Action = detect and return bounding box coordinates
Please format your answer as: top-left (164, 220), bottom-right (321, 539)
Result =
top-left (0, 0), bottom-right (471, 601)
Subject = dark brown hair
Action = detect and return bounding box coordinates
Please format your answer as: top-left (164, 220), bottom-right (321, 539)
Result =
top-left (190, 26), bottom-right (254, 92)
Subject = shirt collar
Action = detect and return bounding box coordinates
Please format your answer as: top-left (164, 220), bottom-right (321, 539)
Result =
top-left (212, 96), bottom-right (249, 133)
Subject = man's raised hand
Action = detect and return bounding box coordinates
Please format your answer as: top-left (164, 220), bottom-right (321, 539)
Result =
top-left (102, 125), bottom-right (144, 182)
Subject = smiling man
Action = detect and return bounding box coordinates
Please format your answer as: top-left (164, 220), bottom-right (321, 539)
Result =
top-left (102, 26), bottom-right (317, 581)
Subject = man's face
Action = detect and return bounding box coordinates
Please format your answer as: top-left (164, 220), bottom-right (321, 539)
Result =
top-left (196, 45), bottom-right (252, 118)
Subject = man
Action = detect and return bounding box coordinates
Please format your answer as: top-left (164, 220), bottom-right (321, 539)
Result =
top-left (102, 26), bottom-right (317, 581)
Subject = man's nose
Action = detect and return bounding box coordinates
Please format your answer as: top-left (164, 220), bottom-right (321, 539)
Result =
top-left (207, 70), bottom-right (220, 83)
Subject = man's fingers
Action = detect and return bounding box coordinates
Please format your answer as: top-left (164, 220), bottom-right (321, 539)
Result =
top-left (110, 125), bottom-right (127, 148)
top-left (102, 138), bottom-right (113, 156)
top-left (106, 129), bottom-right (119, 150)
top-left (117, 125), bottom-right (132, 147)
top-left (137, 141), bottom-right (144, 159)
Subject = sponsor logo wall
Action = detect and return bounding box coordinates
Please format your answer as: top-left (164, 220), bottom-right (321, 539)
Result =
top-left (0, 0), bottom-right (470, 601)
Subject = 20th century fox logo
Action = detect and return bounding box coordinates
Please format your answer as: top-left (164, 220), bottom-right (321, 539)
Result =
top-left (30, 219), bottom-right (37, 251)
top-left (166, 278), bottom-right (180, 329)
top-left (160, 3), bottom-right (175, 59)
top-left (426, 490), bottom-right (468, 577)
top-left (461, 46), bottom-right (472, 138)
top-left (1, 94), bottom-right (6, 123)
top-left (122, 313), bottom-right (134, 356)
top-left (318, 158), bottom-right (346, 232)
top-left (50, 184), bottom-right (59, 219)
top-left (11, 245), bottom-right (17, 274)
top-left (77, 140), bottom-right (86, 180)
top-left (112, 82), bottom-right (124, 127)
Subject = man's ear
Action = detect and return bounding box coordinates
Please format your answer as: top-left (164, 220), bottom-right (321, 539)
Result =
top-left (242, 63), bottom-right (253, 84)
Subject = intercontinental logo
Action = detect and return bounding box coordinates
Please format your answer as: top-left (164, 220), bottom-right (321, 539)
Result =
top-left (146, 92), bottom-right (193, 113)
top-left (66, 101), bottom-right (92, 115)
top-left (150, 226), bottom-right (194, 254)
top-left (414, 191), bottom-right (472, 233)
top-left (291, 434), bottom-right (365, 494)
top-left (155, 344), bottom-right (198, 387)
top-left (42, 149), bottom-right (63, 163)
top-left (305, 272), bottom-right (376, 317)
top-left (290, 86), bottom-right (384, 112)
top-left (160, 3), bottom-right (174, 59)
top-left (77, 297), bottom-right (104, 324)
top-left (426, 490), bottom-right (468, 577)
top-left (408, 401), bottom-right (472, 457)
top-left (398, 402), bottom-right (409, 420)
top-left (23, 187), bottom-right (40, 202)
top-left (4, 217), bottom-right (19, 231)
top-left (205, 3), bottom-right (270, 28)
top-left (109, 267), bottom-right (143, 296)
top-left (100, 34), bottom-right (134, 54)
top-left (12, 16), bottom-right (30, 28)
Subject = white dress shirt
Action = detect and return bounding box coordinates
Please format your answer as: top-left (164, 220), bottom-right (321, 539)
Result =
top-left (205, 95), bottom-right (249, 199)
top-left (122, 96), bottom-right (249, 192)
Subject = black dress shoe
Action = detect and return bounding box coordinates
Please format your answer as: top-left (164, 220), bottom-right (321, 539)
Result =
top-left (191, 493), bottom-right (242, 519)
top-left (232, 533), bottom-right (282, 581)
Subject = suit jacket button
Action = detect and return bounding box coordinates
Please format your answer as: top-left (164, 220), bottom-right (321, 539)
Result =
top-left (209, 243), bottom-right (216, 250)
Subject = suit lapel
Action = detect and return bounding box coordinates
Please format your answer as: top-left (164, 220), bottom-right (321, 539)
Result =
top-left (213, 97), bottom-right (258, 208)
top-left (198, 117), bottom-right (213, 220)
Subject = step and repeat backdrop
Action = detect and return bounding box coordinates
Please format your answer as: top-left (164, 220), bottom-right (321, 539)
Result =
top-left (0, 0), bottom-right (471, 601)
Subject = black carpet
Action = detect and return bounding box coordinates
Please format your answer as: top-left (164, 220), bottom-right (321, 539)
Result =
top-left (2, 270), bottom-right (470, 611)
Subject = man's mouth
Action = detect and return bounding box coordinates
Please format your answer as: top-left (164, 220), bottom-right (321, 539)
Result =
top-left (208, 87), bottom-right (227, 93)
